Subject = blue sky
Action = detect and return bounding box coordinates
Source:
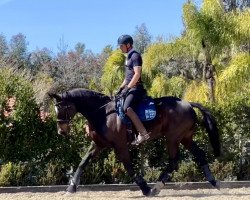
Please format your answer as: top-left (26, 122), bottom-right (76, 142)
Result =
top-left (0, 0), bottom-right (201, 54)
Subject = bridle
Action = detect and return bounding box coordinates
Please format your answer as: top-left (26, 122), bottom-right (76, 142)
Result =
top-left (55, 102), bottom-right (72, 124)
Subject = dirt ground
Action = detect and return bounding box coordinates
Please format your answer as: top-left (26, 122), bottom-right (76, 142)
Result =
top-left (0, 188), bottom-right (249, 200)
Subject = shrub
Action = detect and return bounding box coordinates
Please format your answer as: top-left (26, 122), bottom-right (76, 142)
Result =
top-left (0, 162), bottom-right (34, 186)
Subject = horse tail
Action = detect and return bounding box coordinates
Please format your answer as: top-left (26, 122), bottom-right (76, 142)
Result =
top-left (190, 102), bottom-right (221, 157)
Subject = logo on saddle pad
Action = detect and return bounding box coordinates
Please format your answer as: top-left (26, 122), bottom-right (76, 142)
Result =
top-left (116, 96), bottom-right (156, 124)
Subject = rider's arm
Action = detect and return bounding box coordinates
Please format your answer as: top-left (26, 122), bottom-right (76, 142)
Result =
top-left (127, 66), bottom-right (141, 88)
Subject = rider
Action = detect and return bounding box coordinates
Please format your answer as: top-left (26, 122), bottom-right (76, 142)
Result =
top-left (116, 34), bottom-right (150, 145)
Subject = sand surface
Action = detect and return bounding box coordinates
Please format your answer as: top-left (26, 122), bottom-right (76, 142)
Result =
top-left (0, 188), bottom-right (249, 200)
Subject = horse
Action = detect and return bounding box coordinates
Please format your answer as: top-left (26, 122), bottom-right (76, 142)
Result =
top-left (48, 88), bottom-right (221, 196)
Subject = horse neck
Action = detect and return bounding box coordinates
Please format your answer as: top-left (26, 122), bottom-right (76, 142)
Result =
top-left (74, 94), bottom-right (110, 122)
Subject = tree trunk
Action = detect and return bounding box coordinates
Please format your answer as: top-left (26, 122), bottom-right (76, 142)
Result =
top-left (202, 40), bottom-right (216, 103)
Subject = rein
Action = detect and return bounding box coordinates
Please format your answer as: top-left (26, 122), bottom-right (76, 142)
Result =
top-left (95, 95), bottom-right (123, 111)
top-left (56, 95), bottom-right (122, 123)
top-left (92, 95), bottom-right (119, 113)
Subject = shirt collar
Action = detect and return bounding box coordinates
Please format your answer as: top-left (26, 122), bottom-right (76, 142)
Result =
top-left (127, 48), bottom-right (135, 55)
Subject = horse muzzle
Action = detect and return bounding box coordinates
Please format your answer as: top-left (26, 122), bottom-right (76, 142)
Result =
top-left (57, 123), bottom-right (70, 136)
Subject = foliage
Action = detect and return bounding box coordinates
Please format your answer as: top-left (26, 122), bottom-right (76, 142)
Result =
top-left (0, 162), bottom-right (33, 186)
top-left (172, 161), bottom-right (204, 182)
top-left (210, 159), bottom-right (236, 181)
top-left (101, 50), bottom-right (125, 95)
top-left (149, 75), bottom-right (188, 98)
top-left (37, 162), bottom-right (69, 185)
top-left (143, 38), bottom-right (196, 81)
top-left (216, 53), bottom-right (250, 105)
top-left (183, 0), bottom-right (236, 59)
top-left (184, 53), bottom-right (250, 105)
top-left (232, 9), bottom-right (250, 48)
top-left (184, 80), bottom-right (208, 103)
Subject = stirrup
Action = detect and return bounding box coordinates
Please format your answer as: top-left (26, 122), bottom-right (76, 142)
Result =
top-left (131, 132), bottom-right (150, 146)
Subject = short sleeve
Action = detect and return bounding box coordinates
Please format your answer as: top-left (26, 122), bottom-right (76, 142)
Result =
top-left (131, 52), bottom-right (142, 67)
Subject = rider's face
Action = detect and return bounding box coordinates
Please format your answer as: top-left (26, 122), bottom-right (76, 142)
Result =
top-left (119, 44), bottom-right (127, 53)
top-left (119, 43), bottom-right (131, 53)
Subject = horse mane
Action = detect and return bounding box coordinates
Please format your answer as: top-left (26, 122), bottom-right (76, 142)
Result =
top-left (60, 88), bottom-right (112, 135)
top-left (61, 88), bottom-right (111, 104)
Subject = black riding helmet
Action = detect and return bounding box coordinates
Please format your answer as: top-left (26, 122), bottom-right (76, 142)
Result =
top-left (117, 34), bottom-right (133, 45)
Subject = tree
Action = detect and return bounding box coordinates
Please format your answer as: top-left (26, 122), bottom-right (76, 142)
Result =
top-left (133, 23), bottom-right (152, 54)
top-left (28, 48), bottom-right (53, 76)
top-left (8, 33), bottom-right (29, 70)
top-left (0, 34), bottom-right (8, 60)
top-left (222, 0), bottom-right (250, 11)
top-left (182, 0), bottom-right (238, 103)
top-left (74, 42), bottom-right (85, 56)
top-left (101, 50), bottom-right (125, 95)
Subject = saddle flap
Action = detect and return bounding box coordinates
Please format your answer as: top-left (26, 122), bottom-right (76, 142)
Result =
top-left (135, 97), bottom-right (156, 121)
top-left (116, 96), bottom-right (156, 124)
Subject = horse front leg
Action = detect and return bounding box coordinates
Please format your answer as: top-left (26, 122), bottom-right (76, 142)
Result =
top-left (67, 142), bottom-right (101, 193)
top-left (115, 147), bottom-right (151, 196)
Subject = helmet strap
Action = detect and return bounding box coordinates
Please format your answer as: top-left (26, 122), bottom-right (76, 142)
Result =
top-left (126, 44), bottom-right (132, 53)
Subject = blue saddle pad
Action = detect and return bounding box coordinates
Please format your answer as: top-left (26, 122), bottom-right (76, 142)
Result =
top-left (116, 96), bottom-right (157, 124)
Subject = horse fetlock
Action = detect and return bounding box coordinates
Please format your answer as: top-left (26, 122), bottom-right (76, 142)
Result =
top-left (135, 176), bottom-right (151, 196)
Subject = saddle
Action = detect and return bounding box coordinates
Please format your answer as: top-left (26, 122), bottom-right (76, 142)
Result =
top-left (115, 96), bottom-right (157, 124)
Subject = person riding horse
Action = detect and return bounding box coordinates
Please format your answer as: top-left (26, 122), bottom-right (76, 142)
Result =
top-left (116, 34), bottom-right (150, 145)
top-left (49, 89), bottom-right (221, 196)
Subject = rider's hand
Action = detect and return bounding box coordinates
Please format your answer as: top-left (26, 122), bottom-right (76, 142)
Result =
top-left (115, 87), bottom-right (123, 96)
top-left (120, 86), bottom-right (129, 97)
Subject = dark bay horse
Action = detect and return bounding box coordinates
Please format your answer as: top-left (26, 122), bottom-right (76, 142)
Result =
top-left (48, 88), bottom-right (221, 196)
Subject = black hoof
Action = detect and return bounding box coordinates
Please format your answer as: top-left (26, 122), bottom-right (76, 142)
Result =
top-left (66, 184), bottom-right (77, 193)
top-left (209, 180), bottom-right (220, 190)
top-left (142, 186), bottom-right (152, 196)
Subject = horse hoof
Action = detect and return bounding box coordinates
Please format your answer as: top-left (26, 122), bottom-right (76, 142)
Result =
top-left (214, 180), bottom-right (221, 190)
top-left (150, 181), bottom-right (164, 196)
top-left (66, 184), bottom-right (77, 193)
top-left (210, 180), bottom-right (220, 190)
top-left (150, 188), bottom-right (160, 196)
top-left (142, 186), bottom-right (152, 196)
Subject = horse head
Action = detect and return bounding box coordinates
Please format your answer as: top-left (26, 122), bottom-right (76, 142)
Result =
top-left (48, 92), bottom-right (77, 136)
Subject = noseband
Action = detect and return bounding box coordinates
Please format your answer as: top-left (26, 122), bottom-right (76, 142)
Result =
top-left (55, 102), bottom-right (72, 124)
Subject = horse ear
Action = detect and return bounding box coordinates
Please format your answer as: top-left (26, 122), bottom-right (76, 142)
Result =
top-left (47, 92), bottom-right (62, 102)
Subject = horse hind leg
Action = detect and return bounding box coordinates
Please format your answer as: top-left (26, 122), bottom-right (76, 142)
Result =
top-left (115, 146), bottom-right (151, 196)
top-left (181, 138), bottom-right (220, 190)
